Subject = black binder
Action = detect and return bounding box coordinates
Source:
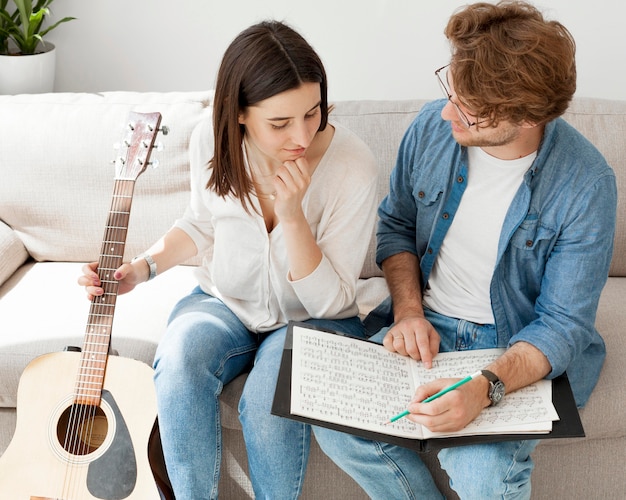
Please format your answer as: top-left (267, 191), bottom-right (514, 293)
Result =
top-left (271, 321), bottom-right (585, 452)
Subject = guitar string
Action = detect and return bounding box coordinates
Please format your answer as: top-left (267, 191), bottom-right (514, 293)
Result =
top-left (60, 184), bottom-right (110, 498)
top-left (60, 179), bottom-right (133, 498)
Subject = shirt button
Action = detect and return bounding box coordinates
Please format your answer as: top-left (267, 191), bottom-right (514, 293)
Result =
top-left (457, 176), bottom-right (464, 183)
top-left (427, 248), bottom-right (433, 254)
top-left (442, 213), bottom-right (449, 219)
top-left (526, 240), bottom-right (533, 247)
top-left (418, 191), bottom-right (425, 198)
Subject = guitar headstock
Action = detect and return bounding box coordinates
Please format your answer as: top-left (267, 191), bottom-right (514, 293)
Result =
top-left (114, 111), bottom-right (165, 181)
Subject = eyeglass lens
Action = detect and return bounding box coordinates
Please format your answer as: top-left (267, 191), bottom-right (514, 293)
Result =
top-left (436, 66), bottom-right (474, 128)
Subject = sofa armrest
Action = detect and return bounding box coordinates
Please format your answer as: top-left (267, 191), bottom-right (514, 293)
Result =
top-left (0, 221), bottom-right (28, 287)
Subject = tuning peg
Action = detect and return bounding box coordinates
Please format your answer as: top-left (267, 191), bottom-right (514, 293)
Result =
top-left (152, 142), bottom-right (165, 152)
top-left (113, 139), bottom-right (132, 150)
top-left (149, 159), bottom-right (160, 169)
top-left (146, 124), bottom-right (169, 136)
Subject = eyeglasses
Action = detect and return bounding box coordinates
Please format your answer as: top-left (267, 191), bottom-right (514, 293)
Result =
top-left (435, 64), bottom-right (482, 129)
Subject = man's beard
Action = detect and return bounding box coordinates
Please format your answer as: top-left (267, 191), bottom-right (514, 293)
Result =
top-left (452, 123), bottom-right (520, 149)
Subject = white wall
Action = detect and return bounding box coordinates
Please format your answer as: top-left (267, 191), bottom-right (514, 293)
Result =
top-left (48, 0), bottom-right (625, 102)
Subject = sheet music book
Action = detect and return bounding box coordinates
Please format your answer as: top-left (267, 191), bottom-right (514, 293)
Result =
top-left (272, 322), bottom-right (585, 451)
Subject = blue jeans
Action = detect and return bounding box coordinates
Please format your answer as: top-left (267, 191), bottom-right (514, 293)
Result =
top-left (153, 286), bottom-right (365, 500)
top-left (313, 307), bottom-right (539, 500)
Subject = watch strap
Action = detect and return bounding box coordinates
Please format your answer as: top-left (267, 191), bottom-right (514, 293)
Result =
top-left (133, 253), bottom-right (157, 281)
top-left (480, 369), bottom-right (499, 383)
top-left (481, 369), bottom-right (505, 406)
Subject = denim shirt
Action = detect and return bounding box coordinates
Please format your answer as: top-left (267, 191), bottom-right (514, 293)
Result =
top-left (376, 99), bottom-right (617, 406)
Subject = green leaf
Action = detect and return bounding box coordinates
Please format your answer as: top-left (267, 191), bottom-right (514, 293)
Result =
top-left (1, 0), bottom-right (75, 55)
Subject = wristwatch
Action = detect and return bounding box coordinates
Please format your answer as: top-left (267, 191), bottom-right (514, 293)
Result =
top-left (132, 253), bottom-right (157, 281)
top-left (481, 370), bottom-right (505, 406)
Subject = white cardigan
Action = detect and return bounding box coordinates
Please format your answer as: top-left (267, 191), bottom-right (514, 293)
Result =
top-left (174, 119), bottom-right (378, 332)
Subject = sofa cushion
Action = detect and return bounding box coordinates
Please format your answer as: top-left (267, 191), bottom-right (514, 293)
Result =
top-left (0, 221), bottom-right (28, 286)
top-left (0, 91), bottom-right (212, 265)
top-left (0, 261), bottom-right (197, 408)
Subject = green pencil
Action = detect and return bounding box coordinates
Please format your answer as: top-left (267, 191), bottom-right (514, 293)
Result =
top-left (384, 370), bottom-right (483, 425)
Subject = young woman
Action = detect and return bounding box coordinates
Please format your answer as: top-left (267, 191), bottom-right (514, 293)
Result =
top-left (79, 20), bottom-right (378, 499)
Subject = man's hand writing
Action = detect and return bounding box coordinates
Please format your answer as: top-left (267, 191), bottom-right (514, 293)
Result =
top-left (405, 376), bottom-right (490, 433)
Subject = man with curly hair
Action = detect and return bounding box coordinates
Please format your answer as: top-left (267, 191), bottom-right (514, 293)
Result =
top-left (313, 2), bottom-right (617, 498)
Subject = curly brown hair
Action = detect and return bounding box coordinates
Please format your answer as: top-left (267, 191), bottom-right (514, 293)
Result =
top-left (445, 0), bottom-right (576, 127)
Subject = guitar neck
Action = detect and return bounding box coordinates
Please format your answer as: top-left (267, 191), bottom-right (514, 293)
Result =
top-left (75, 179), bottom-right (136, 406)
top-left (72, 111), bottom-right (162, 407)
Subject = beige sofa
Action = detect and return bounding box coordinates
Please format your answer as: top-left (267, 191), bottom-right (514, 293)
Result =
top-left (0, 91), bottom-right (624, 499)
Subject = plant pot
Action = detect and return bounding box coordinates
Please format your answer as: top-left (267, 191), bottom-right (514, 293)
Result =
top-left (0, 43), bottom-right (56, 95)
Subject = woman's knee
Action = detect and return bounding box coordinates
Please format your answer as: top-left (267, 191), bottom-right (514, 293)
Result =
top-left (239, 330), bottom-right (285, 416)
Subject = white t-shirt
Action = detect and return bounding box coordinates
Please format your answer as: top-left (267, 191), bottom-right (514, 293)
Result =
top-left (422, 146), bottom-right (535, 324)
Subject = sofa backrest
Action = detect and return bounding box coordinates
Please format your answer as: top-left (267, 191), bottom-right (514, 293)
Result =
top-left (0, 93), bottom-right (623, 281)
top-left (330, 100), bottom-right (425, 279)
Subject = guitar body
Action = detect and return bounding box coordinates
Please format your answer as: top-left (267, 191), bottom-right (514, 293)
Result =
top-left (0, 351), bottom-right (161, 500)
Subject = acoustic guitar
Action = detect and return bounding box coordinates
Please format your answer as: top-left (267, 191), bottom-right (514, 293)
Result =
top-left (0, 112), bottom-right (172, 499)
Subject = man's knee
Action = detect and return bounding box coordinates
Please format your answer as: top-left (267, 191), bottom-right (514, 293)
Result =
top-left (438, 441), bottom-right (537, 500)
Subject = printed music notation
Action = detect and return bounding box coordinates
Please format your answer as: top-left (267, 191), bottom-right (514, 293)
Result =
top-left (290, 326), bottom-right (558, 440)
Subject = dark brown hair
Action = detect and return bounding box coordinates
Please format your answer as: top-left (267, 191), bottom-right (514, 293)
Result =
top-left (445, 0), bottom-right (576, 127)
top-left (208, 20), bottom-right (329, 211)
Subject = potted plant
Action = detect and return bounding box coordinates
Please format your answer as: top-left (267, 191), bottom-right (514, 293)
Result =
top-left (0, 0), bottom-right (75, 94)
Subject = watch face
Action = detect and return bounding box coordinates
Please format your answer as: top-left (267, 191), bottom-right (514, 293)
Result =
top-left (489, 381), bottom-right (506, 405)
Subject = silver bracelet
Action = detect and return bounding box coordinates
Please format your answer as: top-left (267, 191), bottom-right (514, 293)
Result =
top-left (133, 253), bottom-right (157, 281)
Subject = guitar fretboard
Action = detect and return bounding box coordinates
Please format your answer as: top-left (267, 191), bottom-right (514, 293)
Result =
top-left (70, 110), bottom-right (161, 407)
top-left (75, 179), bottom-right (136, 406)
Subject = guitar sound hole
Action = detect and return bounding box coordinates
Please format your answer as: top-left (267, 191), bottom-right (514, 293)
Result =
top-left (56, 404), bottom-right (109, 456)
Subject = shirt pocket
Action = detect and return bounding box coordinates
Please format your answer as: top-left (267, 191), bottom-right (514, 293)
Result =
top-left (413, 185), bottom-right (442, 247)
top-left (414, 184), bottom-right (441, 208)
top-left (211, 218), bottom-right (266, 301)
top-left (508, 215), bottom-right (557, 274)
